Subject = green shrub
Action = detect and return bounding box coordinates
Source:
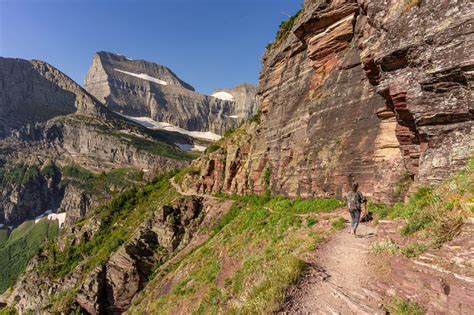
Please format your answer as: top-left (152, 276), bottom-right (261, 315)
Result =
top-left (0, 306), bottom-right (17, 315)
top-left (263, 164), bottom-right (272, 196)
top-left (389, 297), bottom-right (426, 315)
top-left (331, 217), bottom-right (346, 230)
top-left (41, 160), bottom-right (59, 179)
top-left (400, 242), bottom-right (427, 258)
top-left (250, 110), bottom-right (262, 124)
top-left (371, 239), bottom-right (399, 255)
top-left (223, 128), bottom-right (236, 138)
top-left (307, 217), bottom-right (318, 227)
top-left (205, 143), bottom-right (221, 154)
top-left (274, 9), bottom-right (302, 44)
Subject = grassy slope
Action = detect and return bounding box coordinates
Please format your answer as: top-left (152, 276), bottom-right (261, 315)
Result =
top-left (0, 219), bottom-right (59, 293)
top-left (370, 158), bottom-right (473, 255)
top-left (0, 229), bottom-right (9, 246)
top-left (38, 174), bottom-right (178, 282)
top-left (0, 162), bottom-right (149, 296)
top-left (60, 164), bottom-right (146, 198)
top-left (130, 194), bottom-right (342, 314)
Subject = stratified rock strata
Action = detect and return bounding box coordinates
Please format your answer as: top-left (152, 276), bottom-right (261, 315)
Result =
top-left (182, 0), bottom-right (473, 203)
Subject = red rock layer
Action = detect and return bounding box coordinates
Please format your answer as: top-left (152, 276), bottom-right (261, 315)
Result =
top-left (184, 0), bottom-right (473, 203)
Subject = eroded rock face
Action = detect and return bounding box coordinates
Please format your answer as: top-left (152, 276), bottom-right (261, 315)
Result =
top-left (357, 0), bottom-right (474, 186)
top-left (3, 197), bottom-right (205, 315)
top-left (0, 58), bottom-right (77, 137)
top-left (374, 219), bottom-right (474, 314)
top-left (212, 83), bottom-right (259, 122)
top-left (84, 51), bottom-right (257, 134)
top-left (182, 0), bottom-right (473, 203)
top-left (103, 198), bottom-right (203, 313)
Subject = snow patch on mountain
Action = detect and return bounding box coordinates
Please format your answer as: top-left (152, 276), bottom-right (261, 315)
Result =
top-left (175, 143), bottom-right (206, 152)
top-left (118, 114), bottom-right (222, 141)
top-left (114, 69), bottom-right (168, 86)
top-left (211, 91), bottom-right (235, 101)
top-left (35, 210), bottom-right (67, 228)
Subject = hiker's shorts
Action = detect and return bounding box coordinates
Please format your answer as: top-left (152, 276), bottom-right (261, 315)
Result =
top-left (349, 209), bottom-right (361, 231)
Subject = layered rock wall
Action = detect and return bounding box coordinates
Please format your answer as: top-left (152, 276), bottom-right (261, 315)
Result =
top-left (181, 0), bottom-right (473, 203)
top-left (357, 0), bottom-right (474, 185)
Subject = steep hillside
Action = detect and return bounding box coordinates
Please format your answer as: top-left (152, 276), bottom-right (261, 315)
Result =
top-left (0, 175), bottom-right (234, 313)
top-left (84, 51), bottom-right (257, 135)
top-left (0, 57), bottom-right (199, 297)
top-left (180, 0), bottom-right (473, 204)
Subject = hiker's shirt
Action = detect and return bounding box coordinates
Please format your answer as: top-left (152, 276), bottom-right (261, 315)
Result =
top-left (347, 191), bottom-right (364, 212)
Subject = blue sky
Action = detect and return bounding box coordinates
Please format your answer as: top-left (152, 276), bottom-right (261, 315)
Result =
top-left (0, 0), bottom-right (302, 94)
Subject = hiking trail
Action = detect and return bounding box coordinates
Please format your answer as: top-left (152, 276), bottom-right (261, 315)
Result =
top-left (169, 177), bottom-right (218, 200)
top-left (279, 221), bottom-right (385, 314)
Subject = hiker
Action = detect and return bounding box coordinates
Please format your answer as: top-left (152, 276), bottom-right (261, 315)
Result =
top-left (347, 182), bottom-right (366, 236)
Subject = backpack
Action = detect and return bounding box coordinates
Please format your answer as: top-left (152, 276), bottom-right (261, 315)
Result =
top-left (347, 191), bottom-right (363, 211)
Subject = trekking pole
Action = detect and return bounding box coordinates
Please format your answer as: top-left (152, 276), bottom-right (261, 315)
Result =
top-left (365, 202), bottom-right (368, 237)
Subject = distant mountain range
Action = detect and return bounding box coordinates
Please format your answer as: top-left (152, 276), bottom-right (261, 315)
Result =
top-left (84, 51), bottom-right (258, 136)
top-left (0, 53), bottom-right (257, 228)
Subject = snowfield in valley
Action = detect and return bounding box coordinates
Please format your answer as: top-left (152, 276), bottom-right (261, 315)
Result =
top-left (34, 210), bottom-right (67, 228)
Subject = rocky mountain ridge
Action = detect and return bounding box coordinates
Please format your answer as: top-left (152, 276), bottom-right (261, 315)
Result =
top-left (0, 57), bottom-right (193, 227)
top-left (84, 51), bottom-right (258, 135)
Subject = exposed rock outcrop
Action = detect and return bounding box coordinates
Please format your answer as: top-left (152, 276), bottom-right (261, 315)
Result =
top-left (84, 51), bottom-right (257, 134)
top-left (356, 0), bottom-right (474, 185)
top-left (0, 58), bottom-right (77, 137)
top-left (3, 196), bottom-right (207, 314)
top-left (181, 0), bottom-right (473, 203)
top-left (374, 219), bottom-right (474, 314)
top-left (212, 83), bottom-right (259, 122)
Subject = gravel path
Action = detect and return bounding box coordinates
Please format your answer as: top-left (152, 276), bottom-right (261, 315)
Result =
top-left (279, 220), bottom-right (385, 314)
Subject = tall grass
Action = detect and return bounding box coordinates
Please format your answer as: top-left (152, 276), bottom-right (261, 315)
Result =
top-left (131, 194), bottom-right (340, 313)
top-left (370, 158), bottom-right (473, 248)
top-left (0, 219), bottom-right (59, 293)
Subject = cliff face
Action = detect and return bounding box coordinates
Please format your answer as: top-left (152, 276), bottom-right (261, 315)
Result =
top-left (181, 0), bottom-right (473, 203)
top-left (0, 59), bottom-right (81, 137)
top-left (212, 83), bottom-right (259, 122)
top-left (356, 0), bottom-right (473, 185)
top-left (84, 52), bottom-right (257, 134)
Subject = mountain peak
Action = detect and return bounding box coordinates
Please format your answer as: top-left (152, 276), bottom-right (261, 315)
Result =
top-left (88, 51), bottom-right (195, 91)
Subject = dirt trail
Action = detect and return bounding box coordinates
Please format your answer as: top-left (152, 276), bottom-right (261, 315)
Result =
top-left (169, 177), bottom-right (217, 199)
top-left (279, 221), bottom-right (385, 314)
